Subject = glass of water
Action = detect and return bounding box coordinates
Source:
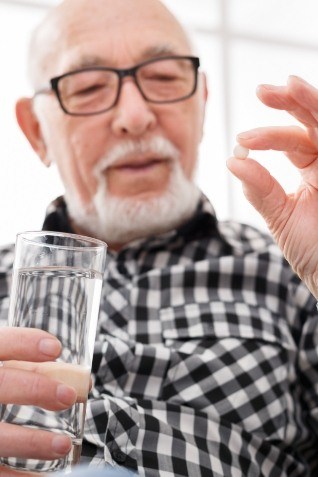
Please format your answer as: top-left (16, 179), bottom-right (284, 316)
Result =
top-left (0, 231), bottom-right (107, 473)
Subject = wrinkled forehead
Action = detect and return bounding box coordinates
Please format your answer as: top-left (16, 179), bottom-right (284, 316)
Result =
top-left (31, 0), bottom-right (193, 85)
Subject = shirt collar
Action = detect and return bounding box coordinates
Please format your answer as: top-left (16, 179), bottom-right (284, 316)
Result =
top-left (42, 194), bottom-right (221, 253)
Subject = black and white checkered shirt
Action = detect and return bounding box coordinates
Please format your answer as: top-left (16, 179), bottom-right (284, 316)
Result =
top-left (1, 195), bottom-right (318, 476)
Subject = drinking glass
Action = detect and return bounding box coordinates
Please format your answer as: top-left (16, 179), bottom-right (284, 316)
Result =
top-left (0, 231), bottom-right (107, 473)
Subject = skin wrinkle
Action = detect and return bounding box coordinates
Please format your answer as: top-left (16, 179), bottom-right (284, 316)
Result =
top-left (28, 0), bottom-right (193, 88)
top-left (21, 0), bottom-right (208, 249)
top-left (6, 0), bottom-right (318, 471)
top-left (35, 45), bottom-right (185, 88)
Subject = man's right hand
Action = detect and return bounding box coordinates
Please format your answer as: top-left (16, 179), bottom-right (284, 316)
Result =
top-left (227, 76), bottom-right (318, 299)
top-left (0, 327), bottom-right (77, 476)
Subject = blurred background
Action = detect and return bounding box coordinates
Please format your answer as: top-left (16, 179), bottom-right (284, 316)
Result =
top-left (1, 0), bottom-right (317, 245)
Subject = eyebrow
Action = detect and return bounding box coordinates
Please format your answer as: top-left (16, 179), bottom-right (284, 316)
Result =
top-left (67, 56), bottom-right (106, 71)
top-left (140, 45), bottom-right (182, 59)
top-left (66, 45), bottom-right (183, 72)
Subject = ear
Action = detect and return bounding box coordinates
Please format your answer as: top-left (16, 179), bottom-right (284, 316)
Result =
top-left (200, 71), bottom-right (208, 104)
top-left (15, 97), bottom-right (50, 167)
top-left (198, 72), bottom-right (208, 141)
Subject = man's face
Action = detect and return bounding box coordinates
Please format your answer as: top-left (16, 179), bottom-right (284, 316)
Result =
top-left (31, 0), bottom-right (207, 243)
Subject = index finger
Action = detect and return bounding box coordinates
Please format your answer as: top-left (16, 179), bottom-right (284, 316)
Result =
top-left (237, 125), bottom-right (318, 169)
top-left (0, 327), bottom-right (61, 362)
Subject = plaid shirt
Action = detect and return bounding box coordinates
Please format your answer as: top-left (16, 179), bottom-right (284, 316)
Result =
top-left (1, 195), bottom-right (318, 476)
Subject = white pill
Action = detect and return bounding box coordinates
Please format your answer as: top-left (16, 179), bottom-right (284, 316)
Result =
top-left (233, 144), bottom-right (249, 159)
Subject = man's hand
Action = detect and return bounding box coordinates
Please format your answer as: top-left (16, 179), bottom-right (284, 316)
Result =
top-left (0, 327), bottom-right (77, 476)
top-left (227, 75), bottom-right (318, 298)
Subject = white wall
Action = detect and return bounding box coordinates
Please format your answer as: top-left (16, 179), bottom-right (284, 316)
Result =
top-left (0, 2), bottom-right (63, 244)
top-left (1, 0), bottom-right (318, 244)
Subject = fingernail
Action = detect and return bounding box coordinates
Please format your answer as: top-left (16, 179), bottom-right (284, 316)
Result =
top-left (56, 384), bottom-right (77, 406)
top-left (39, 338), bottom-right (61, 357)
top-left (51, 435), bottom-right (72, 455)
top-left (288, 74), bottom-right (304, 83)
top-left (237, 131), bottom-right (257, 140)
top-left (257, 84), bottom-right (277, 91)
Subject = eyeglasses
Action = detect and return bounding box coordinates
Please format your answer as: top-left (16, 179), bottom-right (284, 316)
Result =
top-left (34, 55), bottom-right (200, 116)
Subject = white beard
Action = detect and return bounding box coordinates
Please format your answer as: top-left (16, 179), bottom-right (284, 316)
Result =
top-left (65, 137), bottom-right (201, 246)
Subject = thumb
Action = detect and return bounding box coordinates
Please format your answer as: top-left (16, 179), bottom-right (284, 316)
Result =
top-left (226, 156), bottom-right (287, 229)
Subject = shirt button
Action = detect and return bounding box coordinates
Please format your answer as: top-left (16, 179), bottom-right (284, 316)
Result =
top-left (111, 449), bottom-right (127, 464)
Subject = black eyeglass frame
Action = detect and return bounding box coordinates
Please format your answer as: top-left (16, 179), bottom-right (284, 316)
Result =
top-left (34, 55), bottom-right (200, 117)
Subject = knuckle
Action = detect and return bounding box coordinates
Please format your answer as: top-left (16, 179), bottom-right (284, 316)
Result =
top-left (29, 374), bottom-right (47, 405)
top-left (0, 368), bottom-right (6, 390)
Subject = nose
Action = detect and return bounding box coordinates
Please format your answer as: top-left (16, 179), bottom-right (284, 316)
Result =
top-left (110, 79), bottom-right (157, 137)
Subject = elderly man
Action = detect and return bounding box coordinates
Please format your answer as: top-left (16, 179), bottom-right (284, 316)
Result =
top-left (1, 0), bottom-right (318, 475)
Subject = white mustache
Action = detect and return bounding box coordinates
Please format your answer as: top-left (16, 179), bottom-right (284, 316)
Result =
top-left (94, 137), bottom-right (180, 177)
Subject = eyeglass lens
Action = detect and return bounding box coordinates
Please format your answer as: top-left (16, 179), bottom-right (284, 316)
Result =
top-left (57, 58), bottom-right (197, 115)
